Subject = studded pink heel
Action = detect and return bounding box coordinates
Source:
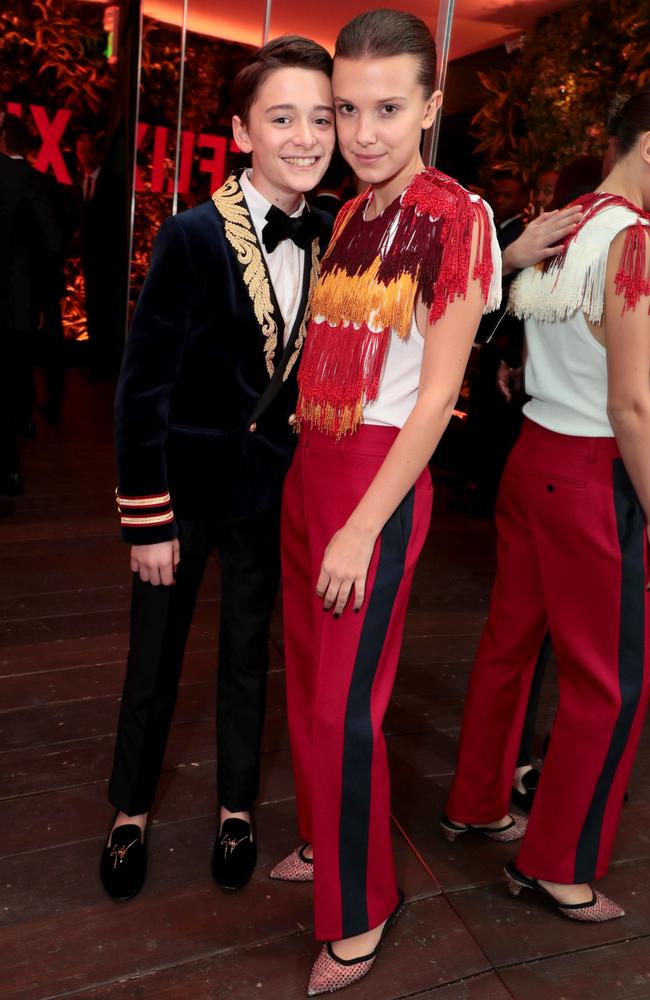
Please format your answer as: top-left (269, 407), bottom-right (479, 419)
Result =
top-left (504, 863), bottom-right (625, 922)
top-left (307, 891), bottom-right (405, 996)
top-left (440, 813), bottom-right (528, 843)
top-left (270, 844), bottom-right (314, 882)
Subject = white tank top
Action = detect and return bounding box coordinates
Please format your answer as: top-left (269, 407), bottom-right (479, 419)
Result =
top-left (509, 201), bottom-right (649, 437)
top-left (523, 314), bottom-right (612, 436)
top-left (363, 313), bottom-right (424, 428)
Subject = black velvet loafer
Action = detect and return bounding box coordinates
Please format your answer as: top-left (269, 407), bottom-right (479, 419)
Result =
top-left (99, 823), bottom-right (147, 901)
top-left (212, 818), bottom-right (256, 891)
top-left (511, 768), bottom-right (540, 815)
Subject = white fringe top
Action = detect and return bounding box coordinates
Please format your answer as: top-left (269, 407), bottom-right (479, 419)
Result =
top-left (512, 197), bottom-right (649, 437)
top-left (509, 199), bottom-right (648, 325)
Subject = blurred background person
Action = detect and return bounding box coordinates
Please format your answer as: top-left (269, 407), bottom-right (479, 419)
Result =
top-left (0, 113), bottom-right (59, 495)
top-left (551, 154), bottom-right (603, 209)
top-left (75, 131), bottom-right (125, 382)
top-left (459, 172), bottom-right (529, 515)
top-left (534, 168), bottom-right (559, 213)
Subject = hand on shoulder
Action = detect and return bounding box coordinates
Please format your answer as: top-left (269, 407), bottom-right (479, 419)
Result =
top-left (503, 206), bottom-right (583, 275)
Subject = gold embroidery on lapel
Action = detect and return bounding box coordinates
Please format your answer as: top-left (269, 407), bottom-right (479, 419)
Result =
top-left (283, 238), bottom-right (321, 382)
top-left (212, 175), bottom-right (277, 378)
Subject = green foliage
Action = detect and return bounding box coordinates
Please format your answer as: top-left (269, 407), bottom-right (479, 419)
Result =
top-left (472, 0), bottom-right (650, 181)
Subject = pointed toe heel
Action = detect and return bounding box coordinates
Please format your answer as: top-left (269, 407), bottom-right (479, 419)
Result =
top-left (270, 844), bottom-right (314, 882)
top-left (441, 813), bottom-right (527, 844)
top-left (307, 890), bottom-right (404, 996)
top-left (504, 864), bottom-right (624, 922)
top-left (504, 867), bottom-right (524, 897)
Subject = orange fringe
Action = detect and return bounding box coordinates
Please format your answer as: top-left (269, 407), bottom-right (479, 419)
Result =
top-left (310, 256), bottom-right (418, 341)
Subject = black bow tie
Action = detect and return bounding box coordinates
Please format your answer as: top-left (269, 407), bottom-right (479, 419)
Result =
top-left (262, 205), bottom-right (321, 253)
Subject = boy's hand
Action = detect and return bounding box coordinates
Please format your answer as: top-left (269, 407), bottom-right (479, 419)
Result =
top-left (131, 540), bottom-right (180, 586)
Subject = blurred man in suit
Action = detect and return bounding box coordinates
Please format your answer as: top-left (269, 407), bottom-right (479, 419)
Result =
top-left (75, 132), bottom-right (125, 381)
top-left (0, 113), bottom-right (59, 493)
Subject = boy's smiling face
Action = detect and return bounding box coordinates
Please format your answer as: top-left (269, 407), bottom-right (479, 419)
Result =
top-left (233, 67), bottom-right (335, 208)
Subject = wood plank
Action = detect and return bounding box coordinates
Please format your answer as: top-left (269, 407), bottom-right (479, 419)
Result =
top-left (0, 642), bottom-right (285, 712)
top-left (415, 974), bottom-right (513, 999)
top-left (448, 856), bottom-right (650, 968)
top-left (500, 936), bottom-right (650, 999)
top-left (0, 746), bottom-right (298, 858)
top-left (0, 798), bottom-right (437, 928)
top-left (7, 895), bottom-right (489, 1000)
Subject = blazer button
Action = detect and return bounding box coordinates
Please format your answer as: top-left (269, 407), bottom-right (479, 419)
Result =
top-left (288, 413), bottom-right (297, 426)
top-left (249, 422), bottom-right (257, 433)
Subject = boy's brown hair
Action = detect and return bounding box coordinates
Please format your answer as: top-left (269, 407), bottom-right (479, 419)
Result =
top-left (232, 35), bottom-right (333, 124)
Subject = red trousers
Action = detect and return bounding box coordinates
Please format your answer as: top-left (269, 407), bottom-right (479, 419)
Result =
top-left (447, 419), bottom-right (650, 883)
top-left (282, 425), bottom-right (432, 940)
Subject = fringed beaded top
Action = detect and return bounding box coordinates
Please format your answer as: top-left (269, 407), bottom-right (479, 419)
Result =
top-left (297, 167), bottom-right (501, 438)
top-left (509, 192), bottom-right (650, 324)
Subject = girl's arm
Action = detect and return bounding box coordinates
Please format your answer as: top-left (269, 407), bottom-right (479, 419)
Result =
top-left (605, 226), bottom-right (650, 522)
top-left (317, 218), bottom-right (486, 613)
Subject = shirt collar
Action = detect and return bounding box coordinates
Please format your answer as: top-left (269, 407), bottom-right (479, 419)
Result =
top-left (240, 169), bottom-right (305, 239)
top-left (498, 212), bottom-right (523, 230)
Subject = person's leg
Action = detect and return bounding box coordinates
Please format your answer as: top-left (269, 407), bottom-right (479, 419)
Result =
top-left (516, 451), bottom-right (650, 894)
top-left (0, 333), bottom-right (21, 490)
top-left (516, 631), bottom-right (552, 769)
top-left (300, 430), bottom-right (432, 946)
top-left (7, 330), bottom-right (35, 433)
top-left (40, 297), bottom-right (66, 422)
top-left (512, 630), bottom-right (554, 811)
top-left (446, 431), bottom-right (549, 825)
top-left (214, 505), bottom-right (281, 817)
top-left (108, 519), bottom-right (210, 820)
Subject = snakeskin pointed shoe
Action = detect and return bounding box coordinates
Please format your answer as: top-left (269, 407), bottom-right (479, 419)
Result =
top-left (441, 813), bottom-right (528, 843)
top-left (504, 863), bottom-right (625, 921)
top-left (270, 844), bottom-right (314, 882)
top-left (307, 890), bottom-right (405, 996)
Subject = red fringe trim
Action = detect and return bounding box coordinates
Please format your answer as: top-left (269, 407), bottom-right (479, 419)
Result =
top-left (615, 222), bottom-right (650, 313)
top-left (298, 168), bottom-right (497, 437)
top-left (543, 192), bottom-right (650, 280)
top-left (297, 320), bottom-right (390, 438)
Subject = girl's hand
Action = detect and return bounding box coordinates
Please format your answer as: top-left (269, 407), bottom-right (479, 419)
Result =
top-left (316, 523), bottom-right (378, 615)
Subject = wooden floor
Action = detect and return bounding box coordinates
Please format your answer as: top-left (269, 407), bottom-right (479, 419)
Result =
top-left (3, 372), bottom-right (650, 1000)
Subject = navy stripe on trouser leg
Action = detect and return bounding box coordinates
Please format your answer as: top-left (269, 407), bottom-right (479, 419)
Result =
top-left (574, 459), bottom-right (646, 882)
top-left (338, 487), bottom-right (415, 938)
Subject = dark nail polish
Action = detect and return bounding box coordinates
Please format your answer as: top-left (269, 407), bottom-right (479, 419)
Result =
top-left (323, 606), bottom-right (329, 612)
top-left (354, 608), bottom-right (360, 613)
top-left (333, 612), bottom-right (341, 619)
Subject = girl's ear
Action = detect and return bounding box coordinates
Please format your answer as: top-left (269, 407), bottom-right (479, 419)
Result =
top-left (232, 115), bottom-right (252, 153)
top-left (422, 90), bottom-right (443, 130)
top-left (640, 130), bottom-right (650, 165)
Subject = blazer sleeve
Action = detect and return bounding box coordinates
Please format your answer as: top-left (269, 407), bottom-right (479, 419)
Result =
top-left (114, 215), bottom-right (199, 544)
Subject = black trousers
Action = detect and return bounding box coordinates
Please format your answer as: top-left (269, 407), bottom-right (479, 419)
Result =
top-left (516, 630), bottom-right (553, 767)
top-left (108, 507), bottom-right (281, 815)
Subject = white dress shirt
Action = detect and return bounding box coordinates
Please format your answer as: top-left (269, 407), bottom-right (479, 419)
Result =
top-left (240, 170), bottom-right (305, 346)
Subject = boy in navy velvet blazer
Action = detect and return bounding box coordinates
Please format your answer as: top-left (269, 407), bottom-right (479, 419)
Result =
top-left (100, 36), bottom-right (335, 900)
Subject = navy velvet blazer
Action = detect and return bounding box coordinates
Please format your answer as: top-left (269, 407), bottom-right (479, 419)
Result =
top-left (115, 174), bottom-right (332, 543)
